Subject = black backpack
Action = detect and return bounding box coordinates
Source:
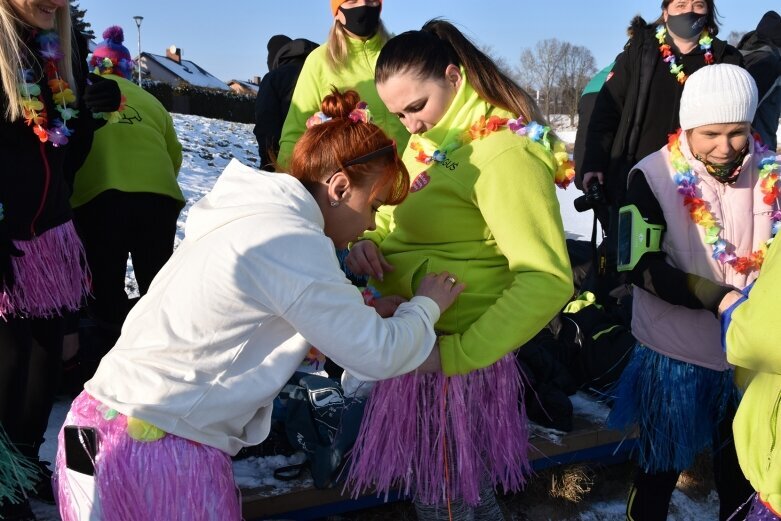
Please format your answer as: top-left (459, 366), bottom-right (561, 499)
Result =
top-left (274, 373), bottom-right (366, 489)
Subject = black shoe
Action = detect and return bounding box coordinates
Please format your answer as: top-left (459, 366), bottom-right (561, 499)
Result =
top-left (28, 460), bottom-right (54, 505)
top-left (0, 499), bottom-right (37, 521)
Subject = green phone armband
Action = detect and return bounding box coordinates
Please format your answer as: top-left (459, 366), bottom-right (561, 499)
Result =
top-left (616, 204), bottom-right (664, 272)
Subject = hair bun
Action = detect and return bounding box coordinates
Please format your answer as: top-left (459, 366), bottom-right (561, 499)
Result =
top-left (320, 88), bottom-right (362, 119)
top-left (102, 26), bottom-right (125, 44)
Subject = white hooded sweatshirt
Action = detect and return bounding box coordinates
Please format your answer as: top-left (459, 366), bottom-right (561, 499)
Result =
top-left (85, 160), bottom-right (439, 455)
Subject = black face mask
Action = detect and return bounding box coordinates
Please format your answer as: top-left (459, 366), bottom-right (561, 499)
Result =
top-left (339, 5), bottom-right (381, 38)
top-left (666, 12), bottom-right (708, 39)
top-left (695, 147), bottom-right (748, 184)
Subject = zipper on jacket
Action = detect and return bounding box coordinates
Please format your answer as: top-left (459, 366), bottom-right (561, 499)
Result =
top-left (768, 389), bottom-right (781, 471)
top-left (30, 141), bottom-right (51, 236)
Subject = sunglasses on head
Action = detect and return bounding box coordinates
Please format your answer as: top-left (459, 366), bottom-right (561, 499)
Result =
top-left (326, 141), bottom-right (397, 182)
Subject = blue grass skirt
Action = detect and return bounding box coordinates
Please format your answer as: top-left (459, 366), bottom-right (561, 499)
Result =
top-left (607, 343), bottom-right (736, 473)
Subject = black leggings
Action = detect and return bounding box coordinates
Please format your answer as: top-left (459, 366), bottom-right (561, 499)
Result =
top-left (0, 315), bottom-right (64, 459)
top-left (627, 407), bottom-right (754, 521)
top-left (73, 190), bottom-right (181, 327)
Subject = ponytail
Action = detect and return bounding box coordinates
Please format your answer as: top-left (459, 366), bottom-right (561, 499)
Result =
top-left (375, 19), bottom-right (547, 127)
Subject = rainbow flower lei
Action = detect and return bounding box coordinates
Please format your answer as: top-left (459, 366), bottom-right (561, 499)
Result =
top-left (669, 130), bottom-right (780, 274)
top-left (18, 31), bottom-right (79, 146)
top-left (409, 115), bottom-right (575, 189)
top-left (655, 25), bottom-right (713, 84)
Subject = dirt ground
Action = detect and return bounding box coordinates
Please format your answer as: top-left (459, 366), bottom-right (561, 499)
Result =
top-left (329, 455), bottom-right (717, 520)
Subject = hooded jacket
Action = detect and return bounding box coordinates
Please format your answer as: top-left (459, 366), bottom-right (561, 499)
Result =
top-left (737, 10), bottom-right (781, 150)
top-left (253, 38), bottom-right (318, 170)
top-left (85, 160), bottom-right (441, 455)
top-left (727, 238), bottom-right (781, 516)
top-left (276, 32), bottom-right (409, 169)
top-left (362, 77), bottom-right (573, 376)
top-left (581, 16), bottom-right (742, 204)
top-left (71, 73), bottom-right (184, 208)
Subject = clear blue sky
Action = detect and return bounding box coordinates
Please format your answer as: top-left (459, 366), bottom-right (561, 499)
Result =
top-left (76, 1), bottom-right (776, 83)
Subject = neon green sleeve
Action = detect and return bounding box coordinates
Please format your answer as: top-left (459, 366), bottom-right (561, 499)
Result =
top-left (277, 53), bottom-right (324, 170)
top-left (438, 143), bottom-right (574, 375)
top-left (727, 242), bottom-right (781, 374)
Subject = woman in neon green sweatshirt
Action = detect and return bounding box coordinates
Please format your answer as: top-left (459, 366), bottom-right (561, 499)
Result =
top-left (276, 0), bottom-right (408, 169)
top-left (344, 19), bottom-right (575, 520)
top-left (722, 239), bottom-right (781, 520)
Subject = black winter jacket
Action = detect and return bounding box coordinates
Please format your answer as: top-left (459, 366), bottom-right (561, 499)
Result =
top-left (253, 39), bottom-right (318, 170)
top-left (581, 17), bottom-right (742, 204)
top-left (0, 29), bottom-right (97, 241)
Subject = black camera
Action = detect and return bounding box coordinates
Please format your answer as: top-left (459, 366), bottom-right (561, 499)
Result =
top-left (573, 181), bottom-right (608, 213)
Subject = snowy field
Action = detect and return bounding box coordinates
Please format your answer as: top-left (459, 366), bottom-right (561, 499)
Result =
top-left (31, 113), bottom-right (758, 520)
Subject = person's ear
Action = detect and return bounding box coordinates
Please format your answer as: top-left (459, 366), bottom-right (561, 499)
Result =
top-left (327, 171), bottom-right (351, 206)
top-left (662, 8), bottom-right (669, 23)
top-left (444, 64), bottom-right (462, 91)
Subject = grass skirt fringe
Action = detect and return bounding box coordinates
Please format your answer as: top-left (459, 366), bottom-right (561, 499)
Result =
top-left (346, 354), bottom-right (530, 507)
top-left (54, 392), bottom-right (242, 521)
top-left (1, 220), bottom-right (90, 319)
top-left (0, 424), bottom-right (39, 505)
top-left (607, 343), bottom-right (736, 473)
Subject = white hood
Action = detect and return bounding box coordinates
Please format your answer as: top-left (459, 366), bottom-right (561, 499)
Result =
top-left (184, 159), bottom-right (324, 241)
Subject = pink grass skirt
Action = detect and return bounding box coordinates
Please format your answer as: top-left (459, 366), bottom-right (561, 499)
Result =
top-left (0, 220), bottom-right (90, 319)
top-left (346, 353), bottom-right (530, 506)
top-left (54, 392), bottom-right (242, 521)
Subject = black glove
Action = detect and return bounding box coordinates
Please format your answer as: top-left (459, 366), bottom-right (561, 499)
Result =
top-left (83, 73), bottom-right (121, 113)
top-left (686, 272), bottom-right (733, 315)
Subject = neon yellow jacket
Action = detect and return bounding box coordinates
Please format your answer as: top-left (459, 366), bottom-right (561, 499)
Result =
top-left (727, 241), bottom-right (781, 515)
top-left (276, 32), bottom-right (409, 169)
top-left (71, 74), bottom-right (183, 208)
top-left (363, 78), bottom-right (573, 376)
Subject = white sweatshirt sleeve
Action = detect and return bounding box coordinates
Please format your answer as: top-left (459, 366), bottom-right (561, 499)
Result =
top-left (281, 280), bottom-right (440, 382)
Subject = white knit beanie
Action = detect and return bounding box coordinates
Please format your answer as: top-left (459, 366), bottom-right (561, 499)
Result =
top-left (679, 64), bottom-right (758, 130)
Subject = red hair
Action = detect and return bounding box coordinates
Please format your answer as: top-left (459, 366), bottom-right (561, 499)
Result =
top-left (288, 88), bottom-right (409, 206)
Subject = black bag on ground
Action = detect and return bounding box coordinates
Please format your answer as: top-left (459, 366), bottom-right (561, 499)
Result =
top-left (559, 300), bottom-right (635, 394)
top-left (277, 373), bottom-right (366, 489)
top-left (517, 321), bottom-right (579, 432)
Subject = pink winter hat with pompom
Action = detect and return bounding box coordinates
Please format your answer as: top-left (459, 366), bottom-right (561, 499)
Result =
top-left (90, 26), bottom-right (134, 80)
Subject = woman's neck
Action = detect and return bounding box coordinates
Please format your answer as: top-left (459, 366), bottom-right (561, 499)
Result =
top-left (669, 32), bottom-right (699, 55)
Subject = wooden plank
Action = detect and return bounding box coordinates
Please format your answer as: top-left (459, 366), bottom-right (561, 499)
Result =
top-left (241, 419), bottom-right (635, 520)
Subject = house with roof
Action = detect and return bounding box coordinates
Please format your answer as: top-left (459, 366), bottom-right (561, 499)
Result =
top-left (139, 46), bottom-right (229, 91)
top-left (227, 78), bottom-right (261, 96)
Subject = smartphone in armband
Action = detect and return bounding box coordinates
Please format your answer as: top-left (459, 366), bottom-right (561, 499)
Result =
top-left (617, 204), bottom-right (664, 272)
top-left (64, 425), bottom-right (98, 476)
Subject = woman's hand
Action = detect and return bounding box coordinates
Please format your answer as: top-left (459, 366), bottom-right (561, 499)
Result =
top-left (415, 272), bottom-right (465, 314)
top-left (372, 295), bottom-right (407, 317)
top-left (346, 240), bottom-right (393, 281)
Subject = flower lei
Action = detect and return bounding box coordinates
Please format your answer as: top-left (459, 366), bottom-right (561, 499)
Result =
top-left (409, 115), bottom-right (575, 189)
top-left (18, 31), bottom-right (79, 146)
top-left (306, 101), bottom-right (372, 128)
top-left (655, 25), bottom-right (713, 85)
top-left (669, 129), bottom-right (780, 274)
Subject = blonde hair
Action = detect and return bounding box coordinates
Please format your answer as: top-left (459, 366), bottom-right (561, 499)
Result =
top-left (325, 20), bottom-right (389, 71)
top-left (0, 1), bottom-right (76, 122)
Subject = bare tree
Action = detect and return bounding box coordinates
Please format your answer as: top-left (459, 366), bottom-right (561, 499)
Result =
top-left (518, 38), bottom-right (567, 118)
top-left (559, 43), bottom-right (597, 126)
top-left (727, 30), bottom-right (747, 47)
top-left (479, 44), bottom-right (515, 80)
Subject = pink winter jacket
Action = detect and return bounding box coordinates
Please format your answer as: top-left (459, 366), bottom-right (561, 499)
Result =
top-left (629, 132), bottom-right (775, 371)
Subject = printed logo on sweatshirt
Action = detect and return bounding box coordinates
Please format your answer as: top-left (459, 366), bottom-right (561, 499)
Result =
top-left (410, 171), bottom-right (431, 193)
